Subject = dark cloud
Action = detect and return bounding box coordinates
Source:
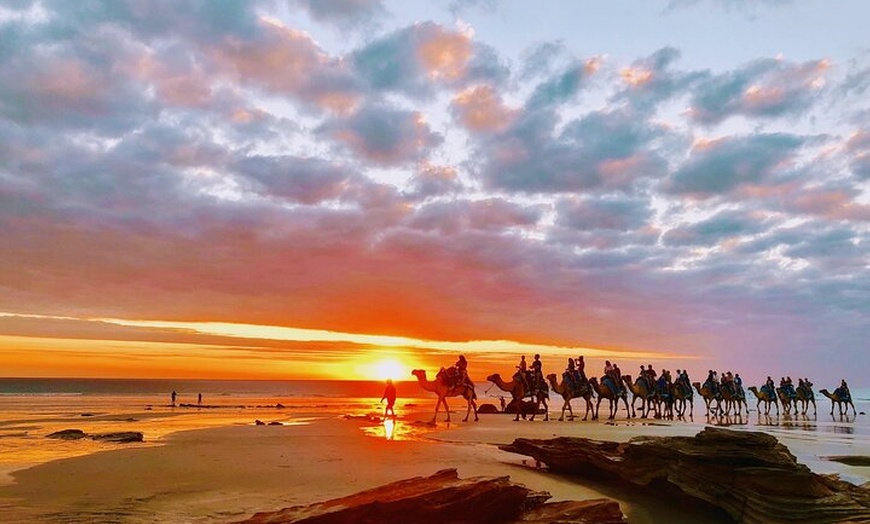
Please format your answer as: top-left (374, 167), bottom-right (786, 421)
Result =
top-left (289, 0), bottom-right (387, 32)
top-left (688, 58), bottom-right (828, 124)
top-left (664, 133), bottom-right (805, 197)
top-left (476, 107), bottom-right (667, 194)
top-left (612, 47), bottom-right (708, 111)
top-left (556, 195), bottom-right (652, 232)
top-left (317, 103), bottom-right (443, 166)
top-left (407, 198), bottom-right (541, 235)
top-left (232, 156), bottom-right (356, 205)
top-left (351, 21), bottom-right (507, 99)
top-left (662, 209), bottom-right (766, 247)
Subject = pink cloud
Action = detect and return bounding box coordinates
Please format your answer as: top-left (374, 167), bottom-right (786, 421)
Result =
top-left (451, 85), bottom-right (516, 132)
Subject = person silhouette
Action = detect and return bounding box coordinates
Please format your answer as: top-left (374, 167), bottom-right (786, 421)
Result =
top-left (171, 390), bottom-right (177, 407)
top-left (381, 379), bottom-right (397, 419)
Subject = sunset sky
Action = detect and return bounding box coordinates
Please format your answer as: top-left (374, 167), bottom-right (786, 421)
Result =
top-left (1, 1), bottom-right (867, 387)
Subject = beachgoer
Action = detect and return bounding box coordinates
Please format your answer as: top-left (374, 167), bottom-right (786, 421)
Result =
top-left (197, 393), bottom-right (202, 406)
top-left (171, 390), bottom-right (177, 407)
top-left (381, 379), bottom-right (397, 418)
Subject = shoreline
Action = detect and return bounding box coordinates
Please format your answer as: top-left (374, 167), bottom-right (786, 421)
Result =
top-left (1, 401), bottom-right (868, 524)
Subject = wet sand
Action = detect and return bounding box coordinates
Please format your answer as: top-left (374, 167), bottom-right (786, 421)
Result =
top-left (1, 401), bottom-right (868, 524)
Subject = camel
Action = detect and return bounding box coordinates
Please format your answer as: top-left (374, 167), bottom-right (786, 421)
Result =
top-left (747, 386), bottom-right (780, 415)
top-left (819, 388), bottom-right (857, 416)
top-left (692, 381), bottom-right (722, 416)
top-left (671, 381), bottom-right (693, 420)
top-left (588, 376), bottom-right (630, 420)
top-left (795, 382), bottom-right (817, 415)
top-left (546, 373), bottom-right (595, 421)
top-left (411, 369), bottom-right (478, 423)
top-left (776, 387), bottom-right (795, 415)
top-left (719, 385), bottom-right (749, 417)
top-left (486, 373), bottom-right (549, 421)
top-left (622, 374), bottom-right (655, 418)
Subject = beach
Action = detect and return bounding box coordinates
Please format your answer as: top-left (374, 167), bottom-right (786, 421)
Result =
top-left (1, 380), bottom-right (868, 523)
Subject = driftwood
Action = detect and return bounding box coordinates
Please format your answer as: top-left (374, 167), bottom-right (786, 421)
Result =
top-left (233, 468), bottom-right (626, 524)
top-left (500, 427), bottom-right (870, 524)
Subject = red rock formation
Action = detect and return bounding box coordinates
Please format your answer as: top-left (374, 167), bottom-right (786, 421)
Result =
top-left (500, 427), bottom-right (870, 524)
top-left (233, 468), bottom-right (626, 524)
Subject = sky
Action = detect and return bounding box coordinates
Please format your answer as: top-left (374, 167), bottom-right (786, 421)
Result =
top-left (0, 0), bottom-right (867, 387)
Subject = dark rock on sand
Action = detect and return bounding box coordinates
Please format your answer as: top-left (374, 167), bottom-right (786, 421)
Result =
top-left (500, 426), bottom-right (870, 524)
top-left (477, 403), bottom-right (500, 414)
top-left (827, 456), bottom-right (870, 467)
top-left (46, 429), bottom-right (87, 440)
top-left (90, 431), bottom-right (144, 443)
top-left (233, 468), bottom-right (626, 524)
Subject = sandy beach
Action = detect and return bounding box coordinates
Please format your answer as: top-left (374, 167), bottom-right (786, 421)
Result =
top-left (1, 389), bottom-right (868, 524)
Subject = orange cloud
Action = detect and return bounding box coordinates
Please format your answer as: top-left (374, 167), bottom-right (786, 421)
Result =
top-left (451, 85), bottom-right (516, 132)
top-left (417, 26), bottom-right (472, 81)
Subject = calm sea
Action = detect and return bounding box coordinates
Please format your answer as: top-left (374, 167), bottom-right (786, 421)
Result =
top-left (0, 377), bottom-right (420, 399)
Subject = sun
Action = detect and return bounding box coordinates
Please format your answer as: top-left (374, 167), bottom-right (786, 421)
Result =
top-left (371, 359), bottom-right (405, 381)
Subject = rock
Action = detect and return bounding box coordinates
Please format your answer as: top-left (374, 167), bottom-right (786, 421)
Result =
top-left (276, 403), bottom-right (285, 409)
top-left (500, 427), bottom-right (870, 524)
top-left (255, 420), bottom-right (266, 425)
top-left (233, 468), bottom-right (626, 524)
top-left (46, 429), bottom-right (87, 440)
top-left (477, 403), bottom-right (500, 414)
top-left (268, 421), bottom-right (282, 426)
top-left (91, 432), bottom-right (144, 443)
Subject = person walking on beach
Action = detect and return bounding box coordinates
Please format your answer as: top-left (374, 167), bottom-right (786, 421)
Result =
top-left (171, 390), bottom-right (177, 407)
top-left (381, 379), bottom-right (397, 419)
top-left (198, 393), bottom-right (202, 406)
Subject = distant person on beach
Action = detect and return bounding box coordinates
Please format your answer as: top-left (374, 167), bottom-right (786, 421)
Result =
top-left (381, 379), bottom-right (397, 418)
top-left (198, 393), bottom-right (202, 406)
top-left (171, 390), bottom-right (177, 407)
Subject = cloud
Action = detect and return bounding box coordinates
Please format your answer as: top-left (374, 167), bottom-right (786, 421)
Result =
top-left (556, 195), bottom-right (653, 232)
top-left (231, 155), bottom-right (356, 205)
top-left (662, 209), bottom-right (767, 246)
top-left (450, 84), bottom-right (516, 133)
top-left (475, 106), bottom-right (667, 194)
top-left (612, 47), bottom-right (707, 111)
top-left (687, 58), bottom-right (829, 124)
top-left (317, 103), bottom-right (443, 166)
top-left (351, 21), bottom-right (507, 98)
top-left (846, 130), bottom-right (870, 180)
top-left (664, 133), bottom-right (805, 197)
top-left (406, 164), bottom-right (465, 200)
top-left (289, 0), bottom-right (387, 32)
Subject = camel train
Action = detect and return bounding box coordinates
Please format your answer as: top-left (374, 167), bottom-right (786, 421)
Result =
top-left (411, 357), bottom-right (855, 423)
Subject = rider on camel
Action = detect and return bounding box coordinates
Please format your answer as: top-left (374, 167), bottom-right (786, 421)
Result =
top-left (603, 360), bottom-right (618, 395)
top-left (705, 370), bottom-right (719, 396)
top-left (576, 355), bottom-right (587, 381)
top-left (454, 355), bottom-right (469, 388)
top-left (530, 354), bottom-right (543, 392)
top-left (763, 375), bottom-right (775, 397)
top-left (565, 358), bottom-right (578, 391)
top-left (516, 355), bottom-right (529, 390)
top-left (835, 379), bottom-right (851, 402)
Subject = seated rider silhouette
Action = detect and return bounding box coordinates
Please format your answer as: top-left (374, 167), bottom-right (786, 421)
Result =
top-left (453, 355), bottom-right (469, 388)
top-left (576, 355), bottom-right (587, 382)
top-left (762, 376), bottom-right (775, 397)
top-left (530, 354), bottom-right (543, 393)
top-left (603, 360), bottom-right (618, 395)
top-left (564, 358), bottom-right (577, 392)
top-left (835, 379), bottom-right (851, 401)
top-left (705, 370), bottom-right (719, 396)
top-left (516, 355), bottom-right (529, 390)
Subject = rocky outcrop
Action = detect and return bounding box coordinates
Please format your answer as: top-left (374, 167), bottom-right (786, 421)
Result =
top-left (46, 429), bottom-right (87, 440)
top-left (46, 429), bottom-right (143, 443)
top-left (233, 468), bottom-right (626, 524)
top-left (500, 427), bottom-right (870, 524)
top-left (91, 431), bottom-right (144, 443)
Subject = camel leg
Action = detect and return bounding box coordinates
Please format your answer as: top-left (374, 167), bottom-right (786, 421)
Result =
top-left (442, 397), bottom-right (451, 422)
